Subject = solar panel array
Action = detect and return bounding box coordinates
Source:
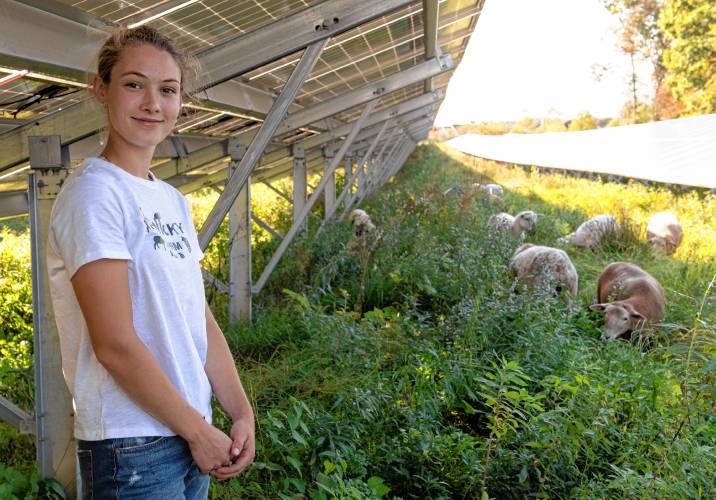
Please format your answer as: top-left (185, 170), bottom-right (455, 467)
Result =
top-left (0, 0), bottom-right (483, 202)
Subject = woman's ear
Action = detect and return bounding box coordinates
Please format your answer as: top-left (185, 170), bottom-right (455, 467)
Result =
top-left (92, 75), bottom-right (107, 105)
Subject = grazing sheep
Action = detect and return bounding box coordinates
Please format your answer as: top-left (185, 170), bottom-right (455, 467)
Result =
top-left (488, 210), bottom-right (542, 238)
top-left (590, 262), bottom-right (665, 341)
top-left (646, 211), bottom-right (682, 255)
top-left (558, 214), bottom-right (619, 249)
top-left (471, 183), bottom-right (504, 205)
top-left (471, 183), bottom-right (504, 197)
top-left (509, 244), bottom-right (579, 300)
top-left (349, 209), bottom-right (376, 237)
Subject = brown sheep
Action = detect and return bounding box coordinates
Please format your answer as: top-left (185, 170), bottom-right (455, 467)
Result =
top-left (590, 262), bottom-right (665, 341)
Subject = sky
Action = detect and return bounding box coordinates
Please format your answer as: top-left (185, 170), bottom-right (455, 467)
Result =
top-left (434, 0), bottom-right (654, 126)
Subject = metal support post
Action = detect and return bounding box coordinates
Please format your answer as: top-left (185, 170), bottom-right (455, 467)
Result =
top-left (28, 135), bottom-right (75, 497)
top-left (323, 144), bottom-right (336, 217)
top-left (292, 146), bottom-right (307, 233)
top-left (197, 40), bottom-right (326, 251)
top-left (355, 150), bottom-right (366, 201)
top-left (228, 140), bottom-right (251, 324)
top-left (343, 153), bottom-right (354, 209)
top-left (254, 99), bottom-right (378, 293)
top-left (422, 0), bottom-right (440, 93)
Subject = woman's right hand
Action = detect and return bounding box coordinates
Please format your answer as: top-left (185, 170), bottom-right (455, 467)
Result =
top-left (186, 423), bottom-right (234, 474)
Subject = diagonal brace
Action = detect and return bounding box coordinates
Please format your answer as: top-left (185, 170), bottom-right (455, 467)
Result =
top-left (253, 99), bottom-right (378, 294)
top-left (197, 40), bottom-right (326, 251)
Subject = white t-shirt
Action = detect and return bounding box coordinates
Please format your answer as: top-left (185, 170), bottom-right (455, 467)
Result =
top-left (47, 157), bottom-right (212, 441)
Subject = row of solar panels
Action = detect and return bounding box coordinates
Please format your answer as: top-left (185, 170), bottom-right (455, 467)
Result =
top-left (0, 0), bottom-right (484, 218)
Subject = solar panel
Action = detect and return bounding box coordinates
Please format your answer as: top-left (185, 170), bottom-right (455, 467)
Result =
top-left (0, 0), bottom-right (482, 195)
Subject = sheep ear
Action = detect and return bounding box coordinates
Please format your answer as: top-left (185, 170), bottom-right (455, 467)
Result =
top-left (536, 213), bottom-right (544, 220)
top-left (630, 311), bottom-right (646, 321)
top-left (590, 303), bottom-right (607, 312)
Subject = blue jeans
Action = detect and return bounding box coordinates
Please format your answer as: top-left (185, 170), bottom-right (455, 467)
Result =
top-left (76, 435), bottom-right (210, 499)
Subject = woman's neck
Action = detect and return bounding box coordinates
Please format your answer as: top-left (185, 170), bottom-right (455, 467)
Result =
top-left (101, 140), bottom-right (155, 181)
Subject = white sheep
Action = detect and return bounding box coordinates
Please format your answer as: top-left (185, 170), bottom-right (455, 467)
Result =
top-left (557, 214), bottom-right (619, 249)
top-left (509, 243), bottom-right (579, 300)
top-left (471, 183), bottom-right (504, 197)
top-left (590, 262), bottom-right (665, 341)
top-left (349, 209), bottom-right (376, 237)
top-left (646, 211), bottom-right (682, 255)
top-left (471, 183), bottom-right (504, 205)
top-left (488, 210), bottom-right (542, 238)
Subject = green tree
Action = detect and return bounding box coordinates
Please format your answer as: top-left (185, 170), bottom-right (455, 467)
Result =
top-left (602, 1), bottom-right (687, 119)
top-left (567, 112), bottom-right (598, 131)
top-left (659, 0), bottom-right (716, 115)
top-left (603, 1), bottom-right (666, 117)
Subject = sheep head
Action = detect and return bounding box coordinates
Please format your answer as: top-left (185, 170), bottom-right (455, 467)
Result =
top-left (590, 301), bottom-right (646, 341)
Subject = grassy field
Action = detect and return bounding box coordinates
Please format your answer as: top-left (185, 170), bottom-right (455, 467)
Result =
top-left (1, 143), bottom-right (715, 498)
top-left (203, 143), bottom-right (715, 498)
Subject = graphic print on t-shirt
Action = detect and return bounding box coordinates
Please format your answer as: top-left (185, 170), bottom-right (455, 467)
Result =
top-left (140, 208), bottom-right (194, 259)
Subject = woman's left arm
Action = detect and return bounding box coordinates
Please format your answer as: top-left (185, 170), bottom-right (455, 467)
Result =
top-left (204, 301), bottom-right (255, 479)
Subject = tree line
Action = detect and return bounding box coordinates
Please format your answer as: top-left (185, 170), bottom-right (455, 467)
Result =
top-left (604, 0), bottom-right (716, 120)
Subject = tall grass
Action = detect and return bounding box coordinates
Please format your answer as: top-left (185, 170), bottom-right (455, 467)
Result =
top-left (1, 143), bottom-right (714, 499)
top-left (206, 144), bottom-right (715, 498)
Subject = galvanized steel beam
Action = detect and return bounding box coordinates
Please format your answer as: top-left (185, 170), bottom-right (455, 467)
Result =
top-left (197, 40), bottom-right (327, 251)
top-left (322, 144), bottom-right (336, 217)
top-left (227, 142), bottom-right (252, 324)
top-left (422, 0), bottom-right (440, 92)
top-left (292, 146), bottom-right (307, 233)
top-left (0, 395), bottom-right (34, 434)
top-left (28, 136), bottom-right (75, 497)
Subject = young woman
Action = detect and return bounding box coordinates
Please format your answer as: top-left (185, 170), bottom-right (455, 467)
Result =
top-left (46, 26), bottom-right (254, 498)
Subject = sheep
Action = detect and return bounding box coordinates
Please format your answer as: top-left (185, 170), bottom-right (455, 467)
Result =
top-left (646, 211), bottom-right (682, 255)
top-left (349, 209), bottom-right (376, 237)
top-left (488, 210), bottom-right (542, 238)
top-left (557, 214), bottom-right (619, 249)
top-left (590, 262), bottom-right (665, 341)
top-left (509, 244), bottom-right (579, 300)
top-left (471, 183), bottom-right (504, 198)
top-left (471, 183), bottom-right (504, 205)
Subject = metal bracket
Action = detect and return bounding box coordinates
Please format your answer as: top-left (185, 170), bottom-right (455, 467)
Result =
top-left (28, 136), bottom-right (69, 200)
top-left (291, 145), bottom-right (306, 159)
top-left (228, 139), bottom-right (248, 162)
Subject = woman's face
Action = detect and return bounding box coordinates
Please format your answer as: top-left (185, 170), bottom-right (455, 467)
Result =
top-left (94, 44), bottom-right (182, 152)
